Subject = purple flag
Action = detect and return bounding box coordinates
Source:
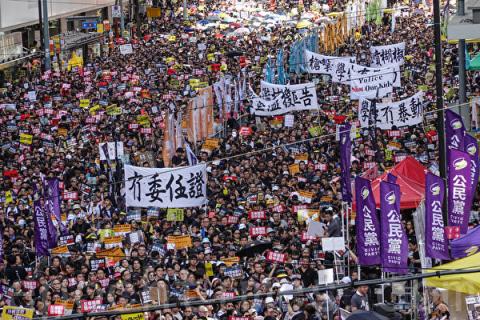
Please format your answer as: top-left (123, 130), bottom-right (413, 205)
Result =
top-left (0, 227), bottom-right (4, 263)
top-left (33, 197), bottom-right (50, 257)
top-left (45, 178), bottom-right (67, 236)
top-left (445, 109), bottom-right (465, 151)
top-left (355, 177), bottom-right (381, 265)
top-left (450, 225), bottom-right (480, 258)
top-left (380, 181), bottom-right (408, 274)
top-left (448, 149), bottom-right (473, 234)
top-left (425, 172), bottom-right (450, 260)
top-left (339, 123), bottom-right (352, 202)
top-left (387, 173), bottom-right (397, 184)
top-left (465, 134), bottom-right (479, 195)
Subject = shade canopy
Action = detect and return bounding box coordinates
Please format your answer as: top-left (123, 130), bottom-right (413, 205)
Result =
top-left (425, 253), bottom-right (480, 294)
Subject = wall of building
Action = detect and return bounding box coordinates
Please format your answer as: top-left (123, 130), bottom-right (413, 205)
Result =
top-left (0, 0), bottom-right (115, 31)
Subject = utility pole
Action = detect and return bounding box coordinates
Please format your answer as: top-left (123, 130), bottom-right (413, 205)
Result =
top-left (457, 0), bottom-right (469, 130)
top-left (183, 0), bottom-right (188, 20)
top-left (38, 0), bottom-right (43, 51)
top-left (433, 0), bottom-right (447, 224)
top-left (120, 0), bottom-right (125, 38)
top-left (135, 0), bottom-right (141, 38)
top-left (42, 0), bottom-right (51, 70)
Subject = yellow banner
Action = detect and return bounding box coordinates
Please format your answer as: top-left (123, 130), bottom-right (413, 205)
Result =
top-left (106, 105), bottom-right (122, 116)
top-left (2, 306), bottom-right (34, 320)
top-left (19, 133), bottom-right (33, 145)
top-left (166, 208), bottom-right (185, 221)
top-left (79, 99), bottom-right (90, 108)
top-left (121, 313), bottom-right (145, 320)
top-left (167, 235), bottom-right (192, 250)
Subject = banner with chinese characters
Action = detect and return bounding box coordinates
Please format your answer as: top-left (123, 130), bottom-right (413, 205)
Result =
top-left (355, 177), bottom-right (381, 265)
top-left (304, 50), bottom-right (356, 74)
top-left (252, 82), bottom-right (318, 116)
top-left (425, 173), bottom-right (450, 260)
top-left (448, 149), bottom-right (473, 234)
top-left (370, 42), bottom-right (405, 67)
top-left (358, 92), bottom-right (424, 130)
top-left (124, 164), bottom-right (207, 208)
top-left (380, 181), bottom-right (408, 274)
top-left (350, 67), bottom-right (396, 99)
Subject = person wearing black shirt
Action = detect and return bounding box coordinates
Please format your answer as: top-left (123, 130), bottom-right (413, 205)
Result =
top-left (299, 257), bottom-right (317, 287)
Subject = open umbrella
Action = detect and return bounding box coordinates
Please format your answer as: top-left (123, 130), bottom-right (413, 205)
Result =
top-left (237, 240), bottom-right (272, 257)
top-left (198, 19), bottom-right (210, 25)
top-left (233, 27), bottom-right (250, 35)
top-left (226, 50), bottom-right (245, 58)
top-left (296, 20), bottom-right (312, 29)
top-left (346, 311), bottom-right (389, 320)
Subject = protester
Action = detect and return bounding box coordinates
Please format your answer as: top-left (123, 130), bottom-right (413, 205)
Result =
top-left (0, 0), bottom-right (478, 318)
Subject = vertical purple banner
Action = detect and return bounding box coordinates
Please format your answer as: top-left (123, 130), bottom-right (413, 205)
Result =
top-left (43, 179), bottom-right (58, 248)
top-left (448, 149), bottom-right (473, 234)
top-left (0, 227), bottom-right (4, 263)
top-left (45, 178), bottom-right (67, 236)
top-left (33, 197), bottom-right (50, 257)
top-left (425, 172), bottom-right (450, 260)
top-left (339, 123), bottom-right (352, 203)
top-left (355, 177), bottom-right (381, 265)
top-left (445, 109), bottom-right (465, 151)
top-left (465, 134), bottom-right (479, 195)
top-left (380, 181), bottom-right (408, 274)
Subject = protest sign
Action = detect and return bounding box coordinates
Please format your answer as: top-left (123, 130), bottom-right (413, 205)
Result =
top-left (19, 133), bottom-right (33, 145)
top-left (119, 44), bottom-right (133, 55)
top-left (358, 92), bottom-right (424, 129)
top-left (252, 82), bottom-right (318, 116)
top-left (350, 68), bottom-right (396, 99)
top-left (2, 307), bottom-right (34, 320)
top-left (304, 50), bottom-right (356, 74)
top-left (370, 42), bottom-right (406, 67)
top-left (124, 164), bottom-right (207, 208)
top-left (166, 208), bottom-right (185, 221)
top-left (99, 142), bottom-right (124, 160)
top-left (167, 235), bottom-right (192, 249)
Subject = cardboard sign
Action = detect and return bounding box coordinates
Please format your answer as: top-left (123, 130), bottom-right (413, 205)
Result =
top-left (248, 210), bottom-right (267, 220)
top-left (48, 305), bottom-right (65, 316)
top-left (166, 208), bottom-right (185, 221)
top-left (239, 126), bottom-right (252, 136)
top-left (80, 299), bottom-right (102, 313)
top-left (249, 226), bottom-right (266, 237)
top-left (167, 235), bottom-right (192, 250)
top-left (104, 236), bottom-right (123, 249)
top-left (265, 251), bottom-right (287, 263)
top-left (113, 224), bottom-right (132, 236)
top-left (221, 257), bottom-right (240, 267)
top-left (51, 245), bottom-right (70, 255)
top-left (288, 164), bottom-right (300, 175)
top-left (79, 99), bottom-right (90, 108)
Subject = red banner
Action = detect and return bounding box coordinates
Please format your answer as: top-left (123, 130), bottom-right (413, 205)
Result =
top-left (249, 226), bottom-right (266, 237)
top-left (265, 251), bottom-right (287, 263)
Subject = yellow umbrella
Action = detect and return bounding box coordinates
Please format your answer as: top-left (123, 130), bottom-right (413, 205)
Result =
top-left (327, 12), bottom-right (344, 17)
top-left (425, 253), bottom-right (480, 294)
top-left (296, 20), bottom-right (312, 29)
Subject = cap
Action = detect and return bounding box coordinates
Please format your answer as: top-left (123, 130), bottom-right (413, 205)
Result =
top-left (265, 297), bottom-right (275, 304)
top-left (271, 282), bottom-right (281, 289)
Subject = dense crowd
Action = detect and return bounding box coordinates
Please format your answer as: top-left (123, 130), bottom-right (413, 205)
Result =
top-left (0, 0), bottom-right (479, 319)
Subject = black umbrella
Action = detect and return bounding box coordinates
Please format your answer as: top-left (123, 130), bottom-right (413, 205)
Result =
top-left (226, 50), bottom-right (245, 58)
top-left (236, 240), bottom-right (272, 257)
top-left (346, 311), bottom-right (389, 320)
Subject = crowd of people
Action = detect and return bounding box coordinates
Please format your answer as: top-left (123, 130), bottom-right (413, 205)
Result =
top-left (0, 0), bottom-right (479, 319)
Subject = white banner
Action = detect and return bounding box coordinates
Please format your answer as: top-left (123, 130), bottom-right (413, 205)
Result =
top-left (350, 67), bottom-right (397, 99)
top-left (99, 142), bottom-right (124, 161)
top-left (304, 50), bottom-right (356, 74)
top-left (124, 164), bottom-right (207, 208)
top-left (370, 42), bottom-right (405, 67)
top-left (358, 92), bottom-right (424, 129)
top-left (119, 44), bottom-right (133, 55)
top-left (253, 82), bottom-right (318, 116)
